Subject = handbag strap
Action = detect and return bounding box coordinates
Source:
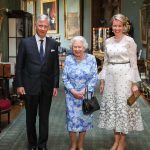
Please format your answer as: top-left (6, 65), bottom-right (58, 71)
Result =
top-left (85, 85), bottom-right (93, 100)
top-left (85, 86), bottom-right (88, 99)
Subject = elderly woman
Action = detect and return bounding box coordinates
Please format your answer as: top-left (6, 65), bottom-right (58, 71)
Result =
top-left (62, 36), bottom-right (98, 150)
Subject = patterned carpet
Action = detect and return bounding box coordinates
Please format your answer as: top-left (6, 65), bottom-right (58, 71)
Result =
top-left (0, 80), bottom-right (150, 150)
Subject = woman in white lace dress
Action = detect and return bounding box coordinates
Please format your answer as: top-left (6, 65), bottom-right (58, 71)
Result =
top-left (98, 14), bottom-right (144, 150)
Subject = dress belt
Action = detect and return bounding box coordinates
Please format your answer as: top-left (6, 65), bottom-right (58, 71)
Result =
top-left (108, 61), bottom-right (130, 65)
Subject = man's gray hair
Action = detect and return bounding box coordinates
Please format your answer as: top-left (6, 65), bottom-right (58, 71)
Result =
top-left (69, 36), bottom-right (88, 49)
top-left (36, 14), bottom-right (50, 24)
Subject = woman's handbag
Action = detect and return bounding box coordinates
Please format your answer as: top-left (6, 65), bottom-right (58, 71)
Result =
top-left (127, 93), bottom-right (140, 106)
top-left (82, 86), bottom-right (100, 115)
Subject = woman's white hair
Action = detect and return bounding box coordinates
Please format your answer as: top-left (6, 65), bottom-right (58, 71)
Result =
top-left (69, 36), bottom-right (88, 49)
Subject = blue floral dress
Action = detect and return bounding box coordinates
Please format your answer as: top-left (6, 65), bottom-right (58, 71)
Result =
top-left (62, 54), bottom-right (98, 132)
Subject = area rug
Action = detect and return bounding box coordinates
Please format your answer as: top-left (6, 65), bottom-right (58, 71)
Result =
top-left (0, 82), bottom-right (150, 150)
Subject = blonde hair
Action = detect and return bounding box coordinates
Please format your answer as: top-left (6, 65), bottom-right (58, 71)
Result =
top-left (111, 13), bottom-right (128, 33)
top-left (111, 14), bottom-right (127, 25)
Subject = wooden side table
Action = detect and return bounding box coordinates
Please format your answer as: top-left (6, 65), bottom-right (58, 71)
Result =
top-left (93, 51), bottom-right (104, 72)
top-left (59, 54), bottom-right (66, 69)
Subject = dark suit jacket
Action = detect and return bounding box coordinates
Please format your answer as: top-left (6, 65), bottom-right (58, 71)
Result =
top-left (15, 36), bottom-right (59, 95)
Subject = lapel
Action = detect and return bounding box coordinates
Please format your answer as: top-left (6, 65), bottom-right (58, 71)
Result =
top-left (44, 37), bottom-right (53, 61)
top-left (32, 36), bottom-right (51, 64)
top-left (37, 37), bottom-right (52, 65)
top-left (45, 37), bottom-right (51, 55)
top-left (34, 37), bottom-right (54, 64)
top-left (31, 36), bottom-right (41, 62)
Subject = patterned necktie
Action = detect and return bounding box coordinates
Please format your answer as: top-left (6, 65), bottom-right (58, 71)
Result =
top-left (40, 40), bottom-right (44, 62)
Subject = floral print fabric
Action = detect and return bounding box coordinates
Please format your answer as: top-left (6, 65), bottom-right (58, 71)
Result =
top-left (62, 54), bottom-right (98, 132)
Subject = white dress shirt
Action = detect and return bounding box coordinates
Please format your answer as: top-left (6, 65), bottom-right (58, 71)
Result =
top-left (35, 34), bottom-right (46, 55)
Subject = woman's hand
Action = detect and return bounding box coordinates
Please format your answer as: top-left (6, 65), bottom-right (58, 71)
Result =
top-left (100, 80), bottom-right (104, 95)
top-left (131, 83), bottom-right (140, 97)
top-left (71, 88), bottom-right (85, 99)
top-left (80, 88), bottom-right (86, 95)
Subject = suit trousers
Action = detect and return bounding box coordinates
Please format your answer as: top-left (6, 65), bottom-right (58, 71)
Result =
top-left (24, 90), bottom-right (52, 149)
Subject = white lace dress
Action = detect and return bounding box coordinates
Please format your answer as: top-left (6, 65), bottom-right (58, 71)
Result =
top-left (98, 35), bottom-right (144, 134)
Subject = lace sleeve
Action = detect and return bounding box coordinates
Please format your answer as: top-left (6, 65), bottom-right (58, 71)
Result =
top-left (98, 42), bottom-right (108, 80)
top-left (128, 38), bottom-right (141, 82)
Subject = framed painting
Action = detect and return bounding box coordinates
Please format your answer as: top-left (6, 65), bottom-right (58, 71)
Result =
top-left (146, 4), bottom-right (150, 60)
top-left (92, 0), bottom-right (121, 27)
top-left (64, 0), bottom-right (83, 39)
top-left (140, 6), bottom-right (147, 45)
top-left (147, 27), bottom-right (150, 60)
top-left (41, 0), bottom-right (58, 33)
top-left (27, 1), bottom-right (35, 14)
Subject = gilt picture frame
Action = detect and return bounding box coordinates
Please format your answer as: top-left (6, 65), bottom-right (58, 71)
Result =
top-left (140, 6), bottom-right (147, 45)
top-left (64, 0), bottom-right (83, 39)
top-left (41, 0), bottom-right (58, 34)
top-left (147, 28), bottom-right (150, 60)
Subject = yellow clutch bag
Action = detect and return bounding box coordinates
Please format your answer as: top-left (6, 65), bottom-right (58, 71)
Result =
top-left (127, 94), bottom-right (140, 106)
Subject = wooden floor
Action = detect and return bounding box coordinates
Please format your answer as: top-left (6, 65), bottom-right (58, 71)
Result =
top-left (0, 101), bottom-right (24, 131)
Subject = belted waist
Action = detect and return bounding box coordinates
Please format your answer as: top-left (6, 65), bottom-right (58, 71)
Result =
top-left (108, 61), bottom-right (130, 65)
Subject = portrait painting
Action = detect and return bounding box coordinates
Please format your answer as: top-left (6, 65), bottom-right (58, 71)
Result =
top-left (41, 0), bottom-right (58, 33)
top-left (92, 0), bottom-right (121, 27)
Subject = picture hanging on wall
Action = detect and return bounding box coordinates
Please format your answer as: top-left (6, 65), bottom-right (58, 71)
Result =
top-left (64, 0), bottom-right (83, 39)
top-left (147, 28), bottom-right (150, 60)
top-left (41, 0), bottom-right (58, 34)
top-left (140, 6), bottom-right (147, 44)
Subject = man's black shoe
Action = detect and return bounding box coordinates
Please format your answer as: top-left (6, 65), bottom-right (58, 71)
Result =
top-left (38, 148), bottom-right (48, 150)
top-left (29, 146), bottom-right (36, 150)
